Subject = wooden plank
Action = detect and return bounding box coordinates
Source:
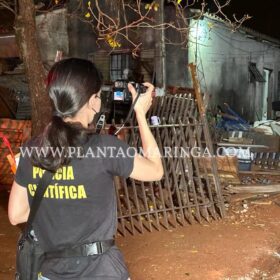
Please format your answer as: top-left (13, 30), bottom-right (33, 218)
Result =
top-left (226, 184), bottom-right (280, 194)
top-left (198, 156), bottom-right (239, 174)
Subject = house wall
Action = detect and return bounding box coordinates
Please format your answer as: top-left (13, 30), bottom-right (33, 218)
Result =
top-left (0, 9), bottom-right (68, 66)
top-left (36, 8), bottom-right (69, 64)
top-left (66, 4), bottom-right (189, 87)
top-left (67, 1), bottom-right (98, 60)
top-left (41, 7), bottom-right (280, 123)
top-left (165, 8), bottom-right (188, 87)
top-left (187, 16), bottom-right (280, 122)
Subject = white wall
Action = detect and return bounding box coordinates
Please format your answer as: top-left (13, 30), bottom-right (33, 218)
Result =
top-left (187, 15), bottom-right (280, 122)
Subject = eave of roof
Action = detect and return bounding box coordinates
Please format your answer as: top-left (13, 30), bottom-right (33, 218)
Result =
top-left (203, 12), bottom-right (280, 47)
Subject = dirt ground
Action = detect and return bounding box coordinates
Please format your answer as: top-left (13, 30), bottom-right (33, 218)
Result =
top-left (1, 189), bottom-right (280, 280)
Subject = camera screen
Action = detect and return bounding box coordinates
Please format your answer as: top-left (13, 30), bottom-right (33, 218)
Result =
top-left (114, 90), bottom-right (124, 101)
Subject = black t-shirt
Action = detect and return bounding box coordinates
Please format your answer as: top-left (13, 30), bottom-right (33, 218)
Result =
top-left (15, 134), bottom-right (135, 280)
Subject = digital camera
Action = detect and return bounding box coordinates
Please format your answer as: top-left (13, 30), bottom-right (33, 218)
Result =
top-left (113, 80), bottom-right (146, 103)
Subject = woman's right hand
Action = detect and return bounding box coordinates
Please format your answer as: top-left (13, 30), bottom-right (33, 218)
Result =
top-left (128, 82), bottom-right (154, 115)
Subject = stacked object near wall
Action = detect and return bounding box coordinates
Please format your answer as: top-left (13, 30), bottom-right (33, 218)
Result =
top-left (0, 119), bottom-right (31, 186)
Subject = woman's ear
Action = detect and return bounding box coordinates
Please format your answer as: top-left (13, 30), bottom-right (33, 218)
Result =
top-left (88, 91), bottom-right (101, 113)
top-left (88, 94), bottom-right (96, 109)
top-left (88, 93), bottom-right (99, 109)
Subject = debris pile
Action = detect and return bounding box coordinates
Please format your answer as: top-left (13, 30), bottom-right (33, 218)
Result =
top-left (210, 102), bottom-right (280, 207)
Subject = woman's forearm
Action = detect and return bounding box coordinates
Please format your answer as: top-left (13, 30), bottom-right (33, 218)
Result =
top-left (136, 110), bottom-right (162, 169)
top-left (8, 181), bottom-right (30, 225)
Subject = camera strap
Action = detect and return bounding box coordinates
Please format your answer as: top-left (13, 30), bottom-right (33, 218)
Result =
top-left (26, 170), bottom-right (54, 234)
top-left (114, 91), bottom-right (142, 136)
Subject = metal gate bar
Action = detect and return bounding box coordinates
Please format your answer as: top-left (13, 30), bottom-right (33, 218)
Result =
top-left (115, 93), bottom-right (225, 236)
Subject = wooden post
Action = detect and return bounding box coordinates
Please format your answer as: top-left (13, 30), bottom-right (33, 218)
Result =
top-left (188, 63), bottom-right (205, 115)
top-left (188, 63), bottom-right (226, 217)
top-left (154, 0), bottom-right (166, 90)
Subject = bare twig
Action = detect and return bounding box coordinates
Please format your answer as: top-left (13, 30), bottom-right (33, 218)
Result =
top-left (0, 0), bottom-right (250, 54)
top-left (75, 0), bottom-right (249, 53)
top-left (0, 0), bottom-right (15, 14)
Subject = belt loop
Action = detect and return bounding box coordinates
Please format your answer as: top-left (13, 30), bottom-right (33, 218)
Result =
top-left (96, 241), bottom-right (103, 254)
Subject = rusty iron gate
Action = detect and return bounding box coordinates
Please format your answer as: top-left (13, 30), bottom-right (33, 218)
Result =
top-left (114, 93), bottom-right (225, 236)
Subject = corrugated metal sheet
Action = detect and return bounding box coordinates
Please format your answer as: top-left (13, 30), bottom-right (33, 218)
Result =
top-left (16, 101), bottom-right (31, 120)
top-left (0, 74), bottom-right (31, 120)
top-left (0, 74), bottom-right (28, 92)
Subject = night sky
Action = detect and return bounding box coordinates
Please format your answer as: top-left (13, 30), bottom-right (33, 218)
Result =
top-left (0, 1), bottom-right (280, 40)
top-left (221, 0), bottom-right (280, 39)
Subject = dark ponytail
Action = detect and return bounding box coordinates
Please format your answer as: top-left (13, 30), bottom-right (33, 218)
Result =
top-left (31, 58), bottom-right (103, 172)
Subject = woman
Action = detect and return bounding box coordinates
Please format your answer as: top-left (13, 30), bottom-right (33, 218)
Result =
top-left (8, 58), bottom-right (163, 280)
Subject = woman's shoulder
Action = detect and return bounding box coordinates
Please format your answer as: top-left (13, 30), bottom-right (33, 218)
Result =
top-left (87, 134), bottom-right (123, 147)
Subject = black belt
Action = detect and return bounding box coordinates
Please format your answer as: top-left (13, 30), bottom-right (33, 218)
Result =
top-left (45, 239), bottom-right (114, 259)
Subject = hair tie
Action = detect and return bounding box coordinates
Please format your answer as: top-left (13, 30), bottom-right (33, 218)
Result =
top-left (52, 111), bottom-right (63, 118)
